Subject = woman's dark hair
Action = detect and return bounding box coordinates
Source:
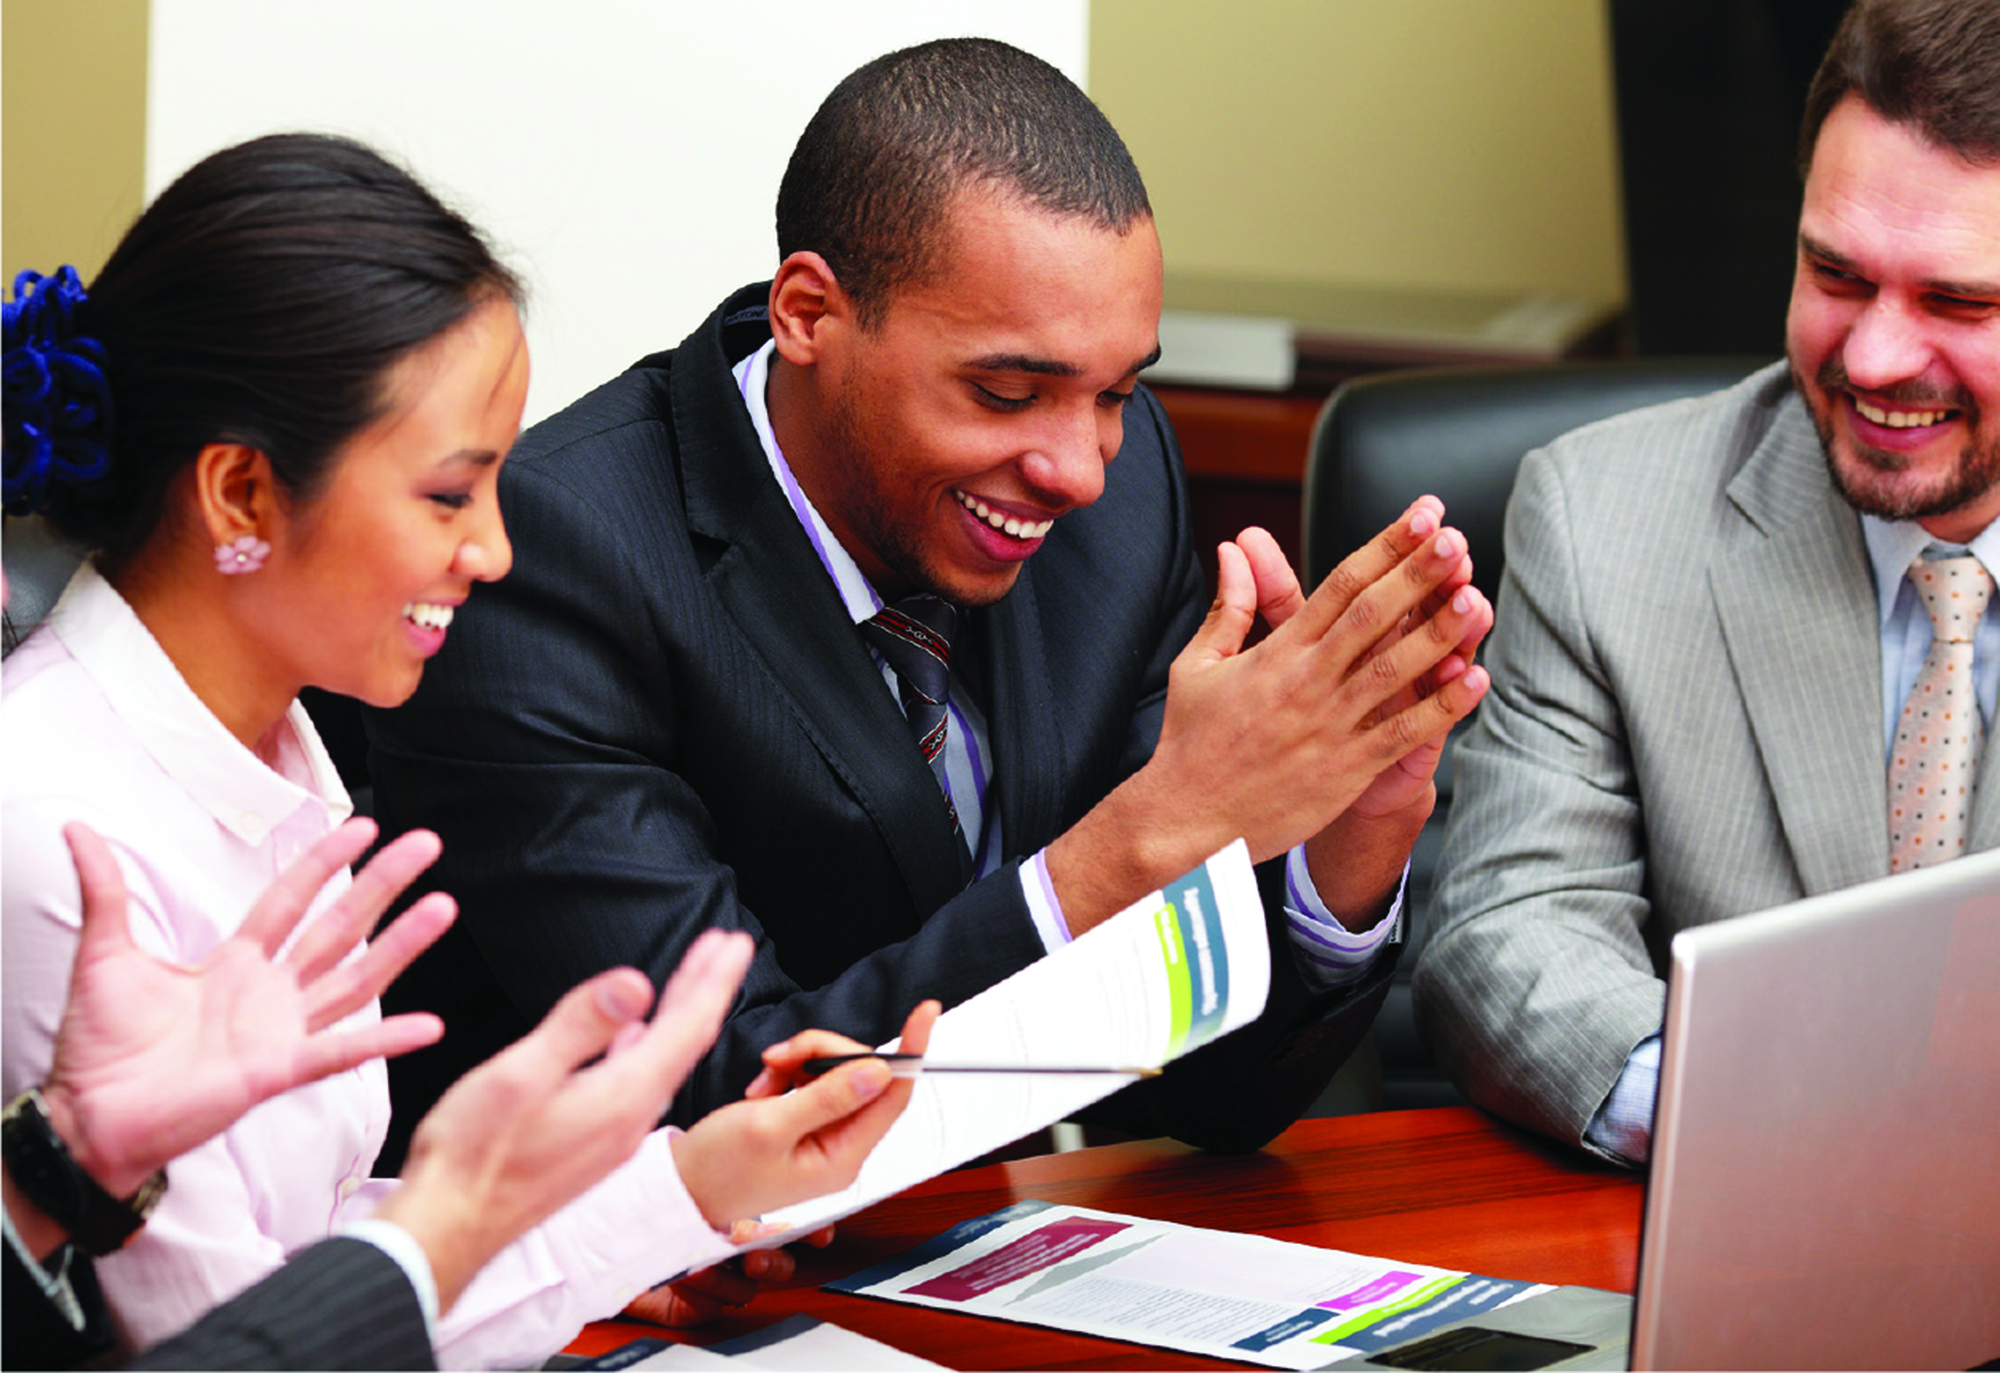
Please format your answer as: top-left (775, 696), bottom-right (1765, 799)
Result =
top-left (5, 132), bottom-right (521, 572)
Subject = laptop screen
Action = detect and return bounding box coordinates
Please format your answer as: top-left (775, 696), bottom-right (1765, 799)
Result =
top-left (1633, 851), bottom-right (2000, 1370)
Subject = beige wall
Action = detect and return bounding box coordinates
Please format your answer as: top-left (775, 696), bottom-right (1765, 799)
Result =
top-left (144, 0), bottom-right (1087, 422)
top-left (3, 3), bottom-right (1628, 318)
top-left (3, 0), bottom-right (149, 286)
top-left (1090, 0), bottom-right (1628, 305)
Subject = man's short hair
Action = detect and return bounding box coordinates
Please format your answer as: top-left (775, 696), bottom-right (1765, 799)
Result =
top-left (1800, 0), bottom-right (2000, 169)
top-left (775, 37), bottom-right (1152, 324)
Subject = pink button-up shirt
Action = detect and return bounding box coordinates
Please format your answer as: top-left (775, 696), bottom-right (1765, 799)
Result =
top-left (3, 565), bottom-right (732, 1369)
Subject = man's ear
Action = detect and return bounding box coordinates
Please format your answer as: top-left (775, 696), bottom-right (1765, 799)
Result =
top-left (768, 251), bottom-right (854, 367)
top-left (192, 442), bottom-right (280, 548)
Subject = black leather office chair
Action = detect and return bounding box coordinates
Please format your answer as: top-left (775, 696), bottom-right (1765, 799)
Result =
top-left (2, 516), bottom-right (83, 655)
top-left (1302, 358), bottom-right (1768, 1112)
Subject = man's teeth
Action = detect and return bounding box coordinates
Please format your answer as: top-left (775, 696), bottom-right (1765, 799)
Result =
top-left (403, 602), bottom-right (455, 631)
top-left (1856, 399), bottom-right (1952, 429)
top-left (955, 491), bottom-right (1053, 539)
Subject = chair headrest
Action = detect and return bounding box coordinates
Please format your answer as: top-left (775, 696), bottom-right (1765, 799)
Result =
top-left (3, 517), bottom-right (85, 656)
top-left (1304, 359), bottom-right (1771, 596)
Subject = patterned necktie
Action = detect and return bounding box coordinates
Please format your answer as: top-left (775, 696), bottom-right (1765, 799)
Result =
top-left (861, 596), bottom-right (968, 853)
top-left (1888, 552), bottom-right (1995, 873)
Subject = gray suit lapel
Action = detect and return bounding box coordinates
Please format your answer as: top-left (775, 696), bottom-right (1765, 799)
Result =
top-left (1710, 399), bottom-right (1886, 892)
top-left (1970, 649), bottom-right (2000, 853)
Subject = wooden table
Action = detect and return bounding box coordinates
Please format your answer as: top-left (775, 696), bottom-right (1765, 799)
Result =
top-left (567, 1107), bottom-right (1643, 1370)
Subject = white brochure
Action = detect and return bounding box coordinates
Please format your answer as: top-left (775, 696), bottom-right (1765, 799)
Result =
top-left (753, 839), bottom-right (1270, 1243)
top-left (828, 1200), bottom-right (1553, 1370)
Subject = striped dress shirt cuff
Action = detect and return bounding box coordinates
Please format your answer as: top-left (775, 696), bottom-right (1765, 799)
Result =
top-left (1020, 849), bottom-right (1074, 951)
top-left (1023, 844), bottom-right (1402, 993)
top-left (1584, 1032), bottom-right (1661, 1166)
top-left (1282, 844), bottom-right (1402, 989)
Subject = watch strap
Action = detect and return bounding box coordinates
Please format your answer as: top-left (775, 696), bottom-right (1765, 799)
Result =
top-left (2, 1088), bottom-right (166, 1256)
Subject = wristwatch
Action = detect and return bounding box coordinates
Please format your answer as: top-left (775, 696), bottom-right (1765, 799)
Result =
top-left (2, 1088), bottom-right (166, 1255)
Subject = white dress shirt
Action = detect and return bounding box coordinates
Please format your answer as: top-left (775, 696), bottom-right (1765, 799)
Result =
top-left (2, 565), bottom-right (733, 1369)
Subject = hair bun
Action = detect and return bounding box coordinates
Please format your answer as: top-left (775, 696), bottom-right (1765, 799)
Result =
top-left (4, 266), bottom-right (115, 517)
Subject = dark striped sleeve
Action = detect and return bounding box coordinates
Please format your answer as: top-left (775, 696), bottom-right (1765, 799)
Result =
top-left (130, 1238), bottom-right (434, 1371)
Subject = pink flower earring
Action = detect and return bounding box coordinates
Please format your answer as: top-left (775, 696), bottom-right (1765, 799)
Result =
top-left (214, 534), bottom-right (271, 575)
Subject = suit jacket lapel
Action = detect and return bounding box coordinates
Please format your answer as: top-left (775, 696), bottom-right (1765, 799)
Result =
top-left (673, 291), bottom-right (967, 918)
top-left (1710, 397), bottom-right (1886, 893)
top-left (1970, 669), bottom-right (2000, 852)
top-left (978, 566), bottom-right (1068, 853)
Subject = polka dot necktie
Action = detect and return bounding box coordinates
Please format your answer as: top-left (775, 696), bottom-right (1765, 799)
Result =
top-left (1888, 552), bottom-right (1994, 873)
top-left (861, 596), bottom-right (968, 857)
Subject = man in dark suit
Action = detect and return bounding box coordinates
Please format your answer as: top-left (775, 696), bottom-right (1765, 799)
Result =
top-left (369, 38), bottom-right (1493, 1155)
top-left (7, 1227), bottom-right (432, 1371)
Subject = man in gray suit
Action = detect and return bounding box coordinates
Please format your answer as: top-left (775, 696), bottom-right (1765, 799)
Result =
top-left (1414, 0), bottom-right (2000, 1164)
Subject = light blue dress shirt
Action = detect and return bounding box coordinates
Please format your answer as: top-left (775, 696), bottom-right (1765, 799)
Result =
top-left (1584, 512), bottom-right (2000, 1164)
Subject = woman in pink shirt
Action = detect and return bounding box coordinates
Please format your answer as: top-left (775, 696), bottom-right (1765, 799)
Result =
top-left (2, 132), bottom-right (931, 1369)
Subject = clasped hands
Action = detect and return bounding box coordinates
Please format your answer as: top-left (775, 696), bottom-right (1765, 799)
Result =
top-left (1051, 496), bottom-right (1492, 933)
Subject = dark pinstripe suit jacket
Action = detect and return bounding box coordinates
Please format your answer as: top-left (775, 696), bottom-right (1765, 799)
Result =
top-left (7, 1236), bottom-right (431, 1370)
top-left (368, 284), bottom-right (1395, 1158)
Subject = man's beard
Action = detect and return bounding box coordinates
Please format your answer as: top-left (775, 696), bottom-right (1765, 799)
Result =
top-left (1796, 356), bottom-right (2000, 522)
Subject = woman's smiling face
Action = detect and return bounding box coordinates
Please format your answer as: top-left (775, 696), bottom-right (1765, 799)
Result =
top-left (250, 294), bottom-right (527, 709)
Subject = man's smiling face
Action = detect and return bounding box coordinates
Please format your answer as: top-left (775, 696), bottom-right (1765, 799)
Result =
top-left (1787, 96), bottom-right (2000, 543)
top-left (809, 186), bottom-right (1163, 607)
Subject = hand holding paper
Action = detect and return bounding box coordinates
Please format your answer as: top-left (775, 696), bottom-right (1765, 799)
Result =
top-left (672, 999), bottom-right (940, 1229)
top-left (749, 840), bottom-right (1270, 1244)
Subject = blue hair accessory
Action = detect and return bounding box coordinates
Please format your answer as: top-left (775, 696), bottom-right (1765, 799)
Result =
top-left (4, 266), bottom-right (115, 516)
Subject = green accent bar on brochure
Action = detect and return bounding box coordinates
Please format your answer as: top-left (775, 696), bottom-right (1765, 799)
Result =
top-left (1313, 1275), bottom-right (1467, 1343)
top-left (1152, 900), bottom-right (1193, 1052)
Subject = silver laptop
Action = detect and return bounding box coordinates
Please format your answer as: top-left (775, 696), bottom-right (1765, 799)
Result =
top-left (1634, 851), bottom-right (2000, 1370)
top-left (1346, 855), bottom-right (2000, 1373)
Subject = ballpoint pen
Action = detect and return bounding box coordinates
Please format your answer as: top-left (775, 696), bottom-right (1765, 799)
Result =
top-left (800, 1053), bottom-right (1161, 1080)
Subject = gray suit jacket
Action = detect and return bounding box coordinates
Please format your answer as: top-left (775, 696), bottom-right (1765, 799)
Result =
top-left (1412, 363), bottom-right (2000, 1152)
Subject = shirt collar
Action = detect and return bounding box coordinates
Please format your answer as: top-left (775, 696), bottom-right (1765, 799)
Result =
top-left (733, 339), bottom-right (885, 625)
top-left (1861, 513), bottom-right (2000, 629)
top-left (46, 564), bottom-right (352, 847)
